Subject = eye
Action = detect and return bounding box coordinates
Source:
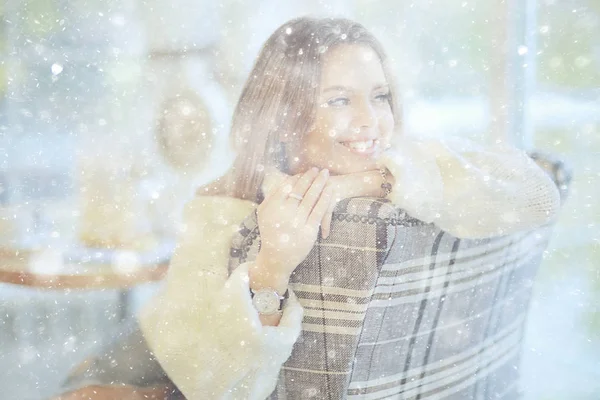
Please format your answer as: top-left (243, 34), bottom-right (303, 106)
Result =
top-left (327, 97), bottom-right (350, 107)
top-left (374, 92), bottom-right (391, 103)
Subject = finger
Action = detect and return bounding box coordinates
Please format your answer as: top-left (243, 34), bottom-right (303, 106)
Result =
top-left (264, 174), bottom-right (300, 205)
top-left (278, 167), bottom-right (319, 203)
top-left (297, 169), bottom-right (329, 222)
top-left (320, 193), bottom-right (338, 239)
top-left (307, 185), bottom-right (334, 228)
top-left (281, 173), bottom-right (303, 195)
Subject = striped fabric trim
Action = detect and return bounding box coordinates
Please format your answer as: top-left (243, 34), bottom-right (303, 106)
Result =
top-left (296, 298), bottom-right (370, 313)
top-left (303, 309), bottom-right (366, 321)
top-left (318, 242), bottom-right (387, 252)
top-left (302, 324), bottom-right (362, 335)
top-left (292, 283), bottom-right (374, 297)
top-left (282, 366), bottom-right (352, 375)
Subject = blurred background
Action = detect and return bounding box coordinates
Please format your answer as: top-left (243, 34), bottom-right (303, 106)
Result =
top-left (0, 0), bottom-right (598, 399)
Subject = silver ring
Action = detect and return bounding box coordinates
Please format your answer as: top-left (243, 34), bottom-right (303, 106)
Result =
top-left (288, 192), bottom-right (304, 201)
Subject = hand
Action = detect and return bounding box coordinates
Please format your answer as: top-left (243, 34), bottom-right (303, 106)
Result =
top-left (320, 169), bottom-right (395, 238)
top-left (253, 167), bottom-right (333, 288)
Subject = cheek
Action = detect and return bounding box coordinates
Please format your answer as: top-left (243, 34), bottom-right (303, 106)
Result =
top-left (304, 129), bottom-right (335, 157)
top-left (378, 111), bottom-right (395, 135)
top-left (314, 110), bottom-right (352, 138)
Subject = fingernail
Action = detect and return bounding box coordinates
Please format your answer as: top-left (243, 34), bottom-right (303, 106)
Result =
top-left (311, 167), bottom-right (319, 173)
top-left (322, 168), bottom-right (329, 176)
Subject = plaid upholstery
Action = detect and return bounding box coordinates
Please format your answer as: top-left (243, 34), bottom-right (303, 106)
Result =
top-left (229, 198), bottom-right (553, 400)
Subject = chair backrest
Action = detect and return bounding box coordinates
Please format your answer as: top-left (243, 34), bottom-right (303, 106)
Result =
top-left (227, 153), bottom-right (570, 400)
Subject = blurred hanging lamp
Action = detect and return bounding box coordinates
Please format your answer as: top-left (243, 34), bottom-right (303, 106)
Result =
top-left (139, 0), bottom-right (229, 176)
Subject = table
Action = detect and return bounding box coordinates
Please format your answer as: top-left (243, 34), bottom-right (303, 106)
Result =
top-left (0, 243), bottom-right (172, 290)
top-left (0, 242), bottom-right (174, 325)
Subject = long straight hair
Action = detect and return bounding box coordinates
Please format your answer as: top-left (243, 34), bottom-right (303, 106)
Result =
top-left (214, 17), bottom-right (401, 202)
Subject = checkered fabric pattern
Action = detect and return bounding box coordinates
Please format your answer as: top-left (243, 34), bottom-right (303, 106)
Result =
top-left (229, 197), bottom-right (553, 400)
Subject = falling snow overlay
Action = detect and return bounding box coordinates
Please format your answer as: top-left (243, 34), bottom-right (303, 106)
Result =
top-left (0, 1), bottom-right (599, 400)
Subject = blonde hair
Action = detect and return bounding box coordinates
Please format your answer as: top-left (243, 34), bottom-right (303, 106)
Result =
top-left (213, 16), bottom-right (401, 202)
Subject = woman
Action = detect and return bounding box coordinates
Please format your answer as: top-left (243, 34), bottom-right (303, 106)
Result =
top-left (58, 16), bottom-right (559, 399)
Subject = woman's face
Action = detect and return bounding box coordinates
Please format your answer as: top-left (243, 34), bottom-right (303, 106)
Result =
top-left (287, 44), bottom-right (395, 175)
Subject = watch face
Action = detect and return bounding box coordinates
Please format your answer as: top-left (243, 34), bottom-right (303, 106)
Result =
top-left (252, 290), bottom-right (281, 315)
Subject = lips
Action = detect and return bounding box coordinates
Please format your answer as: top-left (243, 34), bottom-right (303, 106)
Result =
top-left (339, 139), bottom-right (379, 155)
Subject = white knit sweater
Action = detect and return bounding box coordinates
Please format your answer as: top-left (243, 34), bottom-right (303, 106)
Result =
top-left (381, 136), bottom-right (560, 238)
top-left (138, 139), bottom-right (560, 399)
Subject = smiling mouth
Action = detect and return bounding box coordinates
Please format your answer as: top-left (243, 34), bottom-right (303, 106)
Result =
top-left (339, 139), bottom-right (380, 155)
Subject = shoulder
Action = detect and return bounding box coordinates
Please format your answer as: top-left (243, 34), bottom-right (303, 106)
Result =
top-left (195, 175), bottom-right (230, 197)
top-left (180, 194), bottom-right (257, 233)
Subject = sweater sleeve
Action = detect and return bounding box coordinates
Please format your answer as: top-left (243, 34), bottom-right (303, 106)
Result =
top-left (138, 196), bottom-right (304, 400)
top-left (380, 136), bottom-right (561, 238)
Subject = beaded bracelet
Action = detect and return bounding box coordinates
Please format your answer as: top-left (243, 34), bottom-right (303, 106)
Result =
top-left (379, 167), bottom-right (393, 197)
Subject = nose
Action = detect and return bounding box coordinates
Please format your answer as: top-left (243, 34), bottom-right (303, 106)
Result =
top-left (353, 98), bottom-right (376, 132)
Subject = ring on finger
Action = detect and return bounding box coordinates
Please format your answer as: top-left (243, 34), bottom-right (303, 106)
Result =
top-left (287, 192), bottom-right (304, 201)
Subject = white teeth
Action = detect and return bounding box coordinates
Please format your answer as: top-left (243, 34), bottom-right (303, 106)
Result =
top-left (343, 140), bottom-right (374, 152)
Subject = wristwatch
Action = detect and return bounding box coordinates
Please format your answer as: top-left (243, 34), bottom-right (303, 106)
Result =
top-left (249, 287), bottom-right (289, 315)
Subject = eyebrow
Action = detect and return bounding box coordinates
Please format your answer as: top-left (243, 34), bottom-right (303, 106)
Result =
top-left (374, 84), bottom-right (390, 91)
top-left (322, 85), bottom-right (352, 93)
top-left (322, 84), bottom-right (390, 93)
